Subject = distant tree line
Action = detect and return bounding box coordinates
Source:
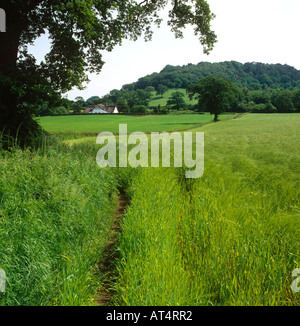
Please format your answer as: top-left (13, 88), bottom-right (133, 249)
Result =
top-left (240, 88), bottom-right (300, 113)
top-left (187, 76), bottom-right (300, 121)
top-left (195, 87), bottom-right (300, 114)
top-left (36, 83), bottom-right (300, 116)
top-left (36, 88), bottom-right (154, 116)
top-left (36, 61), bottom-right (300, 116)
top-left (123, 61), bottom-right (300, 91)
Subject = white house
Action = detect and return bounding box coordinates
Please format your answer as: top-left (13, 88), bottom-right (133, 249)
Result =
top-left (84, 104), bottom-right (119, 114)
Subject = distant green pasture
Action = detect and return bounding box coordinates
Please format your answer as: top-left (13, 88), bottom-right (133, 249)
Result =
top-left (149, 88), bottom-right (198, 107)
top-left (38, 113), bottom-right (235, 134)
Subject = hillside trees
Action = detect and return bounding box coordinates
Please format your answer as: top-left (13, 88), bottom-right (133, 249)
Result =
top-left (86, 96), bottom-right (101, 106)
top-left (71, 96), bottom-right (85, 113)
top-left (156, 84), bottom-right (168, 97)
top-left (0, 0), bottom-right (217, 147)
top-left (125, 61), bottom-right (300, 91)
top-left (166, 91), bottom-right (186, 110)
top-left (292, 90), bottom-right (300, 112)
top-left (125, 89), bottom-right (152, 109)
top-left (272, 90), bottom-right (295, 113)
top-left (97, 74), bottom-right (300, 115)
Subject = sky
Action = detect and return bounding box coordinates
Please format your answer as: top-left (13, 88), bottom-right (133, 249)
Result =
top-left (28, 0), bottom-right (300, 101)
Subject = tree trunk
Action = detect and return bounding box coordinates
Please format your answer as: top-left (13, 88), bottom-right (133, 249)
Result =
top-left (0, 8), bottom-right (23, 140)
top-left (214, 113), bottom-right (218, 121)
top-left (0, 13), bottom-right (20, 68)
top-left (0, 4), bottom-right (46, 148)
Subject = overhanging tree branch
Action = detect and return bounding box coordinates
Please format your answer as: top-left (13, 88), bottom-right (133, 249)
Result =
top-left (0, 0), bottom-right (217, 147)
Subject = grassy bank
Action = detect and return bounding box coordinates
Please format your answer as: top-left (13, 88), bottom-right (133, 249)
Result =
top-left (0, 142), bottom-right (118, 305)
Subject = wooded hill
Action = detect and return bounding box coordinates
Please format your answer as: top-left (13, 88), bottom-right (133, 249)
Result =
top-left (37, 61), bottom-right (300, 116)
top-left (122, 61), bottom-right (300, 91)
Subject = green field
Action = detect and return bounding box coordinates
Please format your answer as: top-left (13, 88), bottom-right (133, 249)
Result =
top-left (38, 112), bottom-right (235, 133)
top-left (0, 113), bottom-right (299, 306)
top-left (115, 113), bottom-right (300, 305)
top-left (0, 144), bottom-right (118, 305)
top-left (149, 88), bottom-right (198, 107)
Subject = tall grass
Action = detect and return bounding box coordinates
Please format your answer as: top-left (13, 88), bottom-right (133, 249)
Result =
top-left (0, 141), bottom-right (118, 305)
top-left (114, 113), bottom-right (300, 306)
top-left (114, 168), bottom-right (191, 305)
top-left (1, 113), bottom-right (299, 306)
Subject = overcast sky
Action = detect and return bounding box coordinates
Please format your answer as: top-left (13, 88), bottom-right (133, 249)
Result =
top-left (28, 0), bottom-right (300, 101)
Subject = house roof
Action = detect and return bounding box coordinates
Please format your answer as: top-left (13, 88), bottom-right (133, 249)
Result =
top-left (84, 104), bottom-right (118, 114)
top-left (105, 106), bottom-right (117, 113)
top-left (84, 104), bottom-right (107, 113)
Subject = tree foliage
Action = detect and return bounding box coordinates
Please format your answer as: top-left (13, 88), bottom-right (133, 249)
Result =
top-left (166, 91), bottom-right (186, 110)
top-left (123, 61), bottom-right (300, 91)
top-left (187, 76), bottom-right (239, 120)
top-left (156, 84), bottom-right (168, 97)
top-left (272, 90), bottom-right (295, 113)
top-left (0, 0), bottom-right (217, 147)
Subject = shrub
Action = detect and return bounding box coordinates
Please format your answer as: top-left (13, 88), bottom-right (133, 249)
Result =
top-left (131, 105), bottom-right (147, 114)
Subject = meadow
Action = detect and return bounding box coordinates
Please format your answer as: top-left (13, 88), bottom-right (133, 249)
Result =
top-left (148, 88), bottom-right (198, 107)
top-left (38, 112), bottom-right (235, 134)
top-left (0, 113), bottom-right (299, 306)
top-left (114, 113), bottom-right (300, 305)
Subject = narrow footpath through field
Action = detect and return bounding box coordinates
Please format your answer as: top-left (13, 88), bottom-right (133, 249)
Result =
top-left (95, 190), bottom-right (128, 306)
top-left (94, 113), bottom-right (246, 306)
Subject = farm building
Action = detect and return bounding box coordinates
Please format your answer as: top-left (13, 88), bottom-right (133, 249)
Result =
top-left (84, 104), bottom-right (119, 114)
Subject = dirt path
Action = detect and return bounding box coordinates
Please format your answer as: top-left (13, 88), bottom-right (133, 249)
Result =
top-left (232, 112), bottom-right (247, 119)
top-left (95, 191), bottom-right (128, 306)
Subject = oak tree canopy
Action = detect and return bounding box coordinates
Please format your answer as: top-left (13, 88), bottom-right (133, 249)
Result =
top-left (0, 0), bottom-right (216, 147)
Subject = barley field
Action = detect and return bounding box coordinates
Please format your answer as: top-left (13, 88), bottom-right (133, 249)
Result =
top-left (114, 113), bottom-right (300, 306)
top-left (0, 113), bottom-right (299, 306)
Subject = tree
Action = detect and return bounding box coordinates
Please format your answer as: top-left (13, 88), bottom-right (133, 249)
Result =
top-left (0, 0), bottom-right (217, 147)
top-left (116, 99), bottom-right (130, 114)
top-left (131, 105), bottom-right (147, 114)
top-left (156, 84), bottom-right (168, 97)
top-left (109, 89), bottom-right (125, 105)
top-left (187, 76), bottom-right (239, 121)
top-left (123, 61), bottom-right (300, 93)
top-left (125, 89), bottom-right (152, 109)
top-left (292, 89), bottom-right (300, 112)
top-left (72, 96), bottom-right (85, 113)
top-left (166, 91), bottom-right (186, 111)
top-left (248, 90), bottom-right (271, 105)
top-left (272, 90), bottom-right (295, 113)
top-left (145, 86), bottom-right (155, 94)
top-left (36, 102), bottom-right (69, 116)
top-left (86, 96), bottom-right (101, 105)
